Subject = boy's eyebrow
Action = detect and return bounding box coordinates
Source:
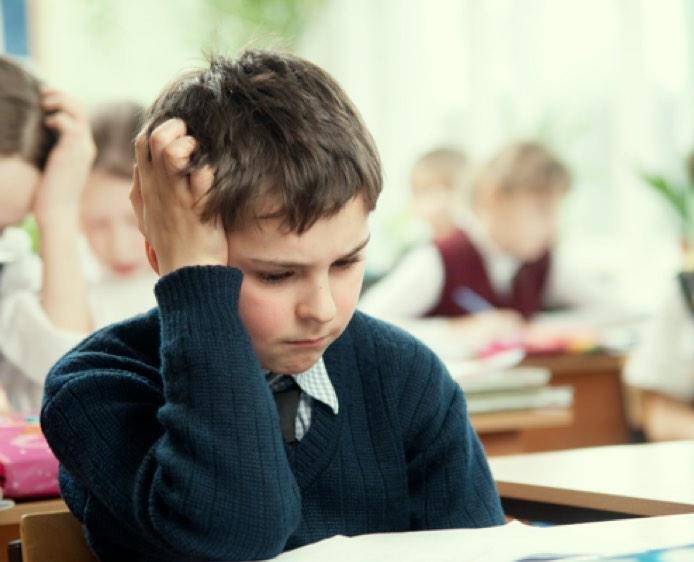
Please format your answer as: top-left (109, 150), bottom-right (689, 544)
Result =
top-left (250, 234), bottom-right (371, 268)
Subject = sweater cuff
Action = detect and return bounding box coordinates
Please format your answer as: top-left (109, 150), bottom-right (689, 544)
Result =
top-left (155, 266), bottom-right (243, 313)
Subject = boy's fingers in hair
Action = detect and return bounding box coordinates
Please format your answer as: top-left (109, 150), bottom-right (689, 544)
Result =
top-left (190, 165), bottom-right (215, 205)
top-left (148, 118), bottom-right (187, 166)
top-left (129, 165), bottom-right (145, 234)
top-left (161, 135), bottom-right (197, 177)
top-left (134, 130), bottom-right (153, 173)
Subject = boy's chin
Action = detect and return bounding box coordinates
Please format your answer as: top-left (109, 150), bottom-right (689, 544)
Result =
top-left (261, 351), bottom-right (324, 376)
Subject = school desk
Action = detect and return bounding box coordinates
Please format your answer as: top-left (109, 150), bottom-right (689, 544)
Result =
top-left (471, 406), bottom-right (574, 456)
top-left (519, 352), bottom-right (630, 451)
top-left (489, 440), bottom-right (694, 523)
top-left (0, 498), bottom-right (67, 562)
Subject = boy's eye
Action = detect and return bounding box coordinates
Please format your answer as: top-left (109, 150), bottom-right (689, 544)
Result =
top-left (257, 271), bottom-right (294, 284)
top-left (332, 256), bottom-right (362, 270)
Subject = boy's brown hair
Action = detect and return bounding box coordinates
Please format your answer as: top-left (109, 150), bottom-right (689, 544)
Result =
top-left (91, 101), bottom-right (144, 179)
top-left (474, 141), bottom-right (570, 199)
top-left (0, 56), bottom-right (56, 169)
top-left (146, 50), bottom-right (382, 233)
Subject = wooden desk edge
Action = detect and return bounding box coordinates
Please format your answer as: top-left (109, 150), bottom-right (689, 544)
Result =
top-left (471, 407), bottom-right (574, 433)
top-left (495, 481), bottom-right (694, 517)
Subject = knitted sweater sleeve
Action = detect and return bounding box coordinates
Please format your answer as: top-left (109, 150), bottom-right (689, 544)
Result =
top-left (41, 266), bottom-right (301, 561)
top-left (398, 341), bottom-right (505, 529)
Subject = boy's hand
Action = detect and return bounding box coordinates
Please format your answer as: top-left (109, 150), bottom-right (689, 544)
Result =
top-left (449, 309), bottom-right (525, 344)
top-left (32, 90), bottom-right (96, 226)
top-left (131, 118), bottom-right (227, 276)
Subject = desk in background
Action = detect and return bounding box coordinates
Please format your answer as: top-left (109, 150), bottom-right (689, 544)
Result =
top-left (471, 407), bottom-right (573, 456)
top-left (490, 440), bottom-right (694, 523)
top-left (519, 352), bottom-right (630, 451)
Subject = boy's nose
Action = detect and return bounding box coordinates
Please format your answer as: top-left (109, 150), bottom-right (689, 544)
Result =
top-left (296, 282), bottom-right (337, 324)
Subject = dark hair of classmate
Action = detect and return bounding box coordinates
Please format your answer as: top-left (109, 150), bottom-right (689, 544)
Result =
top-left (145, 49), bottom-right (383, 233)
top-left (0, 56), bottom-right (56, 169)
top-left (91, 101), bottom-right (144, 179)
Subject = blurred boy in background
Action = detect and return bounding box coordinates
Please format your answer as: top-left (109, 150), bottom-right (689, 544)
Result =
top-left (361, 141), bottom-right (602, 356)
top-left (409, 147), bottom-right (468, 242)
top-left (0, 56), bottom-right (154, 412)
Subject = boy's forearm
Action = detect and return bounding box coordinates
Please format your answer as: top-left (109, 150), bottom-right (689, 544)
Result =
top-left (38, 210), bottom-right (92, 333)
top-left (43, 266), bottom-right (301, 560)
top-left (642, 391), bottom-right (694, 441)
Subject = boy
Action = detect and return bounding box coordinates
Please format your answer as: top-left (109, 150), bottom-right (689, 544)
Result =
top-left (361, 142), bottom-right (598, 356)
top-left (410, 147), bottom-right (468, 242)
top-left (41, 51), bottom-right (504, 561)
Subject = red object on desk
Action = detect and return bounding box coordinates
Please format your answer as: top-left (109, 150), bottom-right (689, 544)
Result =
top-left (478, 331), bottom-right (600, 359)
top-left (0, 417), bottom-right (59, 498)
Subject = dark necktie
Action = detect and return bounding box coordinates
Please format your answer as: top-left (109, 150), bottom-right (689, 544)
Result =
top-left (268, 375), bottom-right (301, 443)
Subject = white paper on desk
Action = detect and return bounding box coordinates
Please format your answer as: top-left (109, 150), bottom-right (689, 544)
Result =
top-left (266, 514), bottom-right (694, 562)
top-left (268, 522), bottom-right (525, 562)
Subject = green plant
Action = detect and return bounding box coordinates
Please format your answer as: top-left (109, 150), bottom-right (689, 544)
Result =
top-left (641, 165), bottom-right (694, 240)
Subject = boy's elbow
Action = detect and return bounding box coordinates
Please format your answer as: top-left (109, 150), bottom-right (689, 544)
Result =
top-left (146, 488), bottom-right (301, 560)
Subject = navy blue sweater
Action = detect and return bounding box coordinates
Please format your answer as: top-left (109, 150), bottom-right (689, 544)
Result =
top-left (41, 267), bottom-right (504, 561)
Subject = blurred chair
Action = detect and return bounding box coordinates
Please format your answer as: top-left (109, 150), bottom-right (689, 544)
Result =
top-left (15, 510), bottom-right (96, 562)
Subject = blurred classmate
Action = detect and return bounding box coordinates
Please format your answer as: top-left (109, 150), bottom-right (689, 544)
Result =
top-left (81, 102), bottom-right (156, 325)
top-left (410, 147), bottom-right (468, 241)
top-left (361, 141), bottom-right (597, 355)
top-left (0, 56), bottom-right (154, 413)
top-left (623, 279), bottom-right (694, 441)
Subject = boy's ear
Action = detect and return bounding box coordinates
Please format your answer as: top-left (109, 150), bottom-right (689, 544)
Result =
top-left (144, 240), bottom-right (160, 275)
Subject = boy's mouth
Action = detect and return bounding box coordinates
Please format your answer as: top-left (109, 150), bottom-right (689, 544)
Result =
top-left (286, 336), bottom-right (328, 348)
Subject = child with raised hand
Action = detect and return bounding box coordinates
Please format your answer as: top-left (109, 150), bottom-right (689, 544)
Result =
top-left (41, 50), bottom-right (504, 562)
top-left (0, 56), bottom-right (155, 413)
top-left (360, 141), bottom-right (590, 356)
top-left (0, 56), bottom-right (96, 412)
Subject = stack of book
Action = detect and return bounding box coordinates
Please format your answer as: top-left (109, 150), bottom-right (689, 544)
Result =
top-left (444, 354), bottom-right (573, 415)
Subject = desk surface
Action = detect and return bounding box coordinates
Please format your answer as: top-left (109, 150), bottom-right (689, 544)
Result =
top-left (522, 352), bottom-right (625, 375)
top-left (519, 352), bottom-right (630, 450)
top-left (471, 406), bottom-right (573, 434)
top-left (490, 440), bottom-right (694, 516)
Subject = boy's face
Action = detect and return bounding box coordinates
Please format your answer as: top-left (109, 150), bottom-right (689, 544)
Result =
top-left (228, 195), bottom-right (370, 375)
top-left (480, 188), bottom-right (564, 261)
top-left (410, 167), bottom-right (456, 232)
top-left (82, 170), bottom-right (150, 277)
top-left (0, 155), bottom-right (39, 228)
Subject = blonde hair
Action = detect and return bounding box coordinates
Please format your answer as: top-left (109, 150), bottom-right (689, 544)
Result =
top-left (474, 141), bottom-right (570, 199)
top-left (411, 147), bottom-right (468, 190)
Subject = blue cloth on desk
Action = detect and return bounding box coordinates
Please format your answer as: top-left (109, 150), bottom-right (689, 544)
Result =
top-left (41, 266), bottom-right (504, 562)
